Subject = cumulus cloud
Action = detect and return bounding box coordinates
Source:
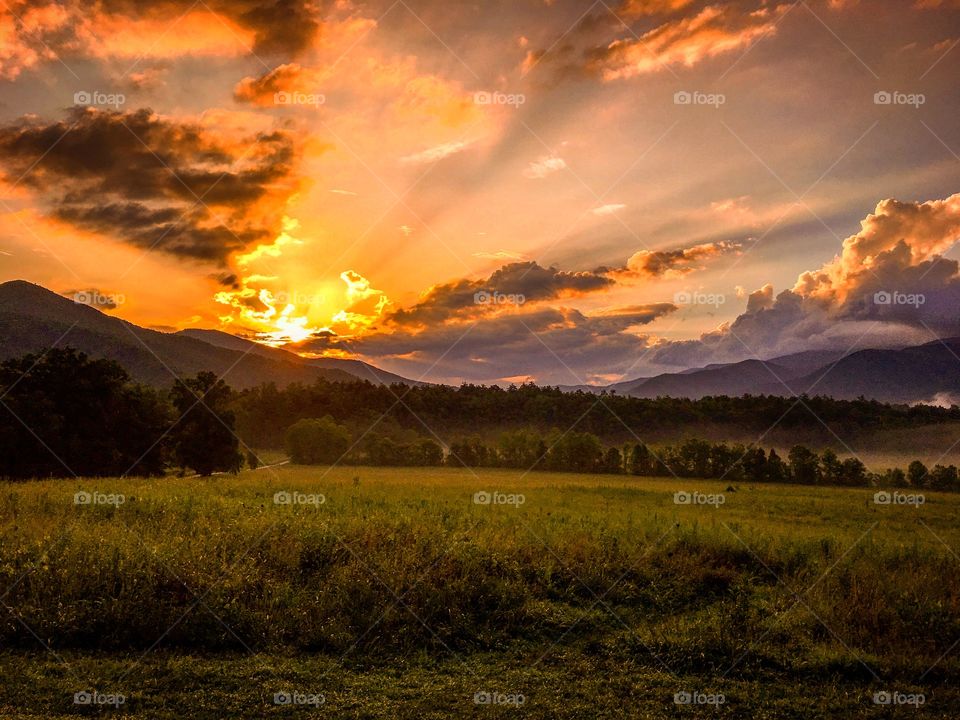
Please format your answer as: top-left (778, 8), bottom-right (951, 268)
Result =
top-left (646, 193), bottom-right (960, 368)
top-left (0, 107), bottom-right (300, 265)
top-left (617, 240), bottom-right (742, 278)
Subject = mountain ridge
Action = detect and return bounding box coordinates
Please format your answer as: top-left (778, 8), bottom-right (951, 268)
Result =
top-left (0, 280), bottom-right (417, 389)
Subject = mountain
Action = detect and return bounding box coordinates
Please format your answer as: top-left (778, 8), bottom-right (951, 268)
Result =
top-left (0, 280), bottom-right (416, 389)
top-left (780, 339), bottom-right (960, 404)
top-left (614, 344), bottom-right (959, 404)
top-left (177, 328), bottom-right (415, 385)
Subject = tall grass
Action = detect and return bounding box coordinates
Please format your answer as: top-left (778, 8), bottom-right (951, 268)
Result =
top-left (1, 466), bottom-right (958, 683)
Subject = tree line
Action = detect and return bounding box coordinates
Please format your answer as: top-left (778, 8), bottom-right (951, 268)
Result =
top-left (234, 377), bottom-right (960, 449)
top-left (1, 348), bottom-right (957, 493)
top-left (0, 349), bottom-right (243, 478)
top-left (285, 416), bottom-right (959, 492)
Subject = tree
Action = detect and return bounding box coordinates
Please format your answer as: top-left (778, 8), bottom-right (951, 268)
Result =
top-left (907, 460), bottom-right (928, 487)
top-left (628, 443), bottom-right (654, 476)
top-left (838, 457), bottom-right (867, 486)
top-left (171, 371), bottom-right (243, 476)
top-left (497, 429), bottom-right (542, 469)
top-left (546, 431), bottom-right (604, 473)
top-left (820, 449), bottom-right (842, 485)
top-left (0, 348), bottom-right (168, 479)
top-left (927, 464), bottom-right (959, 491)
top-left (410, 438), bottom-right (444, 466)
top-left (742, 447), bottom-right (767, 483)
top-left (788, 445), bottom-right (820, 484)
top-left (766, 449), bottom-right (787, 483)
top-left (885, 467), bottom-right (907, 487)
top-left (602, 446), bottom-right (623, 474)
top-left (285, 416), bottom-right (350, 465)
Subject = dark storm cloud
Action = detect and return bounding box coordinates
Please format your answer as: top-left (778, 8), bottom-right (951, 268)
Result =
top-left (305, 304), bottom-right (677, 385)
top-left (388, 261), bottom-right (616, 327)
top-left (0, 107), bottom-right (299, 264)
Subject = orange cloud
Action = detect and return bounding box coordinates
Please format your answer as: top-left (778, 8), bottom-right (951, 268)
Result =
top-left (618, 0), bottom-right (695, 17)
top-left (234, 63), bottom-right (323, 106)
top-left (618, 240), bottom-right (742, 279)
top-left (795, 194), bottom-right (960, 303)
top-left (0, 0), bottom-right (322, 79)
top-left (587, 5), bottom-right (784, 81)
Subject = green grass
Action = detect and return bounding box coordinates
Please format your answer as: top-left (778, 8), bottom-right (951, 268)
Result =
top-left (1, 465), bottom-right (959, 718)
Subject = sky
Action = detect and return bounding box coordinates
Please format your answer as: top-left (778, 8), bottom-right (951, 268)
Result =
top-left (0, 0), bottom-right (958, 386)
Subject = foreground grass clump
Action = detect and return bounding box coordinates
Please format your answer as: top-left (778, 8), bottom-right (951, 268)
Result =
top-left (1, 466), bottom-right (959, 717)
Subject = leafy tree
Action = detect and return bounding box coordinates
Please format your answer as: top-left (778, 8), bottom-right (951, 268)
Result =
top-left (497, 429), bottom-right (542, 469)
top-left (907, 460), bottom-right (928, 487)
top-left (766, 449), bottom-right (787, 483)
top-left (885, 467), bottom-right (907, 487)
top-left (742, 447), bottom-right (767, 483)
top-left (628, 443), bottom-right (654, 476)
top-left (410, 438), bottom-right (444, 466)
top-left (820, 449), bottom-right (842, 485)
top-left (0, 348), bottom-right (168, 478)
top-left (839, 457), bottom-right (867, 486)
top-left (171, 371), bottom-right (243, 476)
top-left (546, 431), bottom-right (604, 473)
top-left (788, 445), bottom-right (820, 484)
top-left (285, 416), bottom-right (350, 465)
top-left (927, 464), bottom-right (959, 491)
top-left (601, 446), bottom-right (623, 474)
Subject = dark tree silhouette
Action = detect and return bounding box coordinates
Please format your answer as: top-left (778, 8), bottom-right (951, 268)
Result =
top-left (0, 348), bottom-right (167, 479)
top-left (170, 371), bottom-right (242, 476)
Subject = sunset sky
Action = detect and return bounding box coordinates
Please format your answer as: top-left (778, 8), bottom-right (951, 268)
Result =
top-left (0, 0), bottom-right (959, 385)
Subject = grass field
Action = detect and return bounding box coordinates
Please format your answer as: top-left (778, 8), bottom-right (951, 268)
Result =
top-left (1, 465), bottom-right (959, 718)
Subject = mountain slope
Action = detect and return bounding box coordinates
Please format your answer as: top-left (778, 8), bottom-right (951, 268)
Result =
top-left (0, 280), bottom-right (413, 389)
top-left (177, 328), bottom-right (417, 385)
top-left (776, 340), bottom-right (960, 403)
top-left (615, 342), bottom-right (960, 403)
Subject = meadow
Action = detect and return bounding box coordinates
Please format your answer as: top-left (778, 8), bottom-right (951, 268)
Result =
top-left (1, 464), bottom-right (958, 718)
